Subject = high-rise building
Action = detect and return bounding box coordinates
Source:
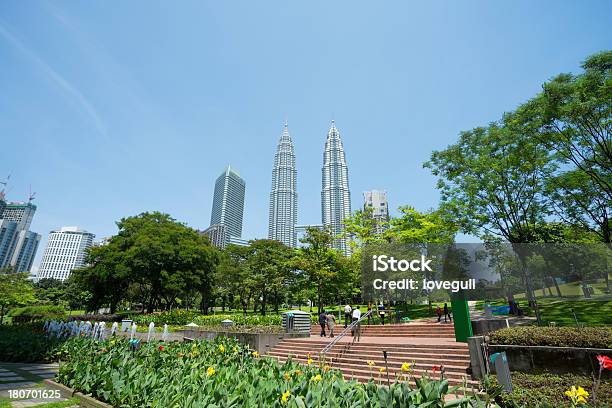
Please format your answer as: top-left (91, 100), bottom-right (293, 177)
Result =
top-left (363, 190), bottom-right (390, 233)
top-left (0, 199), bottom-right (40, 272)
top-left (321, 120), bottom-right (351, 255)
top-left (37, 226), bottom-right (95, 281)
top-left (268, 122), bottom-right (298, 247)
top-left (209, 165), bottom-right (246, 247)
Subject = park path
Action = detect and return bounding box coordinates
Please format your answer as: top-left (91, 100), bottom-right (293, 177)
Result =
top-left (0, 362), bottom-right (77, 408)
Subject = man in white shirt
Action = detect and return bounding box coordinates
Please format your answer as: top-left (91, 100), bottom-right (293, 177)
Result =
top-left (352, 307), bottom-right (362, 341)
top-left (344, 304), bottom-right (352, 328)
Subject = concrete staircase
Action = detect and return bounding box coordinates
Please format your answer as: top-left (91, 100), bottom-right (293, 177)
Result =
top-left (270, 324), bottom-right (475, 387)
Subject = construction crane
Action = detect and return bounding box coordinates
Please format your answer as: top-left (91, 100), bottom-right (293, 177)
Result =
top-left (28, 185), bottom-right (36, 203)
top-left (0, 175), bottom-right (9, 201)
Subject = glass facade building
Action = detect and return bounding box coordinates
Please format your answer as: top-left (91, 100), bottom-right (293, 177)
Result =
top-left (209, 166), bottom-right (246, 246)
top-left (321, 120), bottom-right (351, 255)
top-left (268, 122), bottom-right (298, 247)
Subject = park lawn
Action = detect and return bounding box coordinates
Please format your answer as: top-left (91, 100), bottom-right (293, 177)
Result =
top-left (513, 279), bottom-right (609, 299)
top-left (474, 298), bottom-right (612, 326)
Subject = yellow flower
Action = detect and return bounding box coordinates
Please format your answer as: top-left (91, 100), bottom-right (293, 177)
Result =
top-left (307, 354), bottom-right (313, 365)
top-left (178, 353), bottom-right (184, 358)
top-left (323, 365), bottom-right (330, 372)
top-left (401, 362), bottom-right (411, 373)
top-left (206, 366), bottom-right (215, 377)
top-left (233, 346), bottom-right (239, 353)
top-left (367, 360), bottom-right (375, 367)
top-left (284, 372), bottom-right (291, 381)
top-left (219, 344), bottom-right (225, 353)
top-left (281, 390), bottom-right (291, 403)
top-left (310, 374), bottom-right (322, 383)
top-left (294, 369), bottom-right (302, 376)
top-left (565, 386), bottom-right (589, 404)
top-left (379, 367), bottom-right (386, 373)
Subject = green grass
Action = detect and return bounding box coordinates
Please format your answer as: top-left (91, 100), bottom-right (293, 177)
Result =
top-left (514, 279), bottom-right (610, 299)
top-left (30, 397), bottom-right (80, 408)
top-left (475, 297), bottom-right (612, 326)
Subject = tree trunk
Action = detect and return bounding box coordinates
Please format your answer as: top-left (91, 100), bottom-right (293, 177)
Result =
top-left (551, 276), bottom-right (563, 297)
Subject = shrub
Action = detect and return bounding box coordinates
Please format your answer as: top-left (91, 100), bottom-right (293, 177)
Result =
top-left (68, 314), bottom-right (123, 323)
top-left (486, 371), bottom-right (612, 408)
top-left (9, 305), bottom-right (66, 323)
top-left (57, 337), bottom-right (490, 407)
top-left (489, 326), bottom-right (612, 349)
top-left (0, 324), bottom-right (66, 362)
top-left (129, 309), bottom-right (200, 325)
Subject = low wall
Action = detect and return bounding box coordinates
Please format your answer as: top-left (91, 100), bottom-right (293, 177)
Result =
top-left (489, 344), bottom-right (612, 378)
top-left (182, 328), bottom-right (309, 355)
top-left (44, 379), bottom-right (113, 408)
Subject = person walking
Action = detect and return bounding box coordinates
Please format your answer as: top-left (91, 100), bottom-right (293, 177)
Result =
top-left (352, 306), bottom-right (362, 341)
top-left (436, 305), bottom-right (442, 322)
top-left (319, 310), bottom-right (327, 337)
top-left (443, 303), bottom-right (452, 323)
top-left (344, 304), bottom-right (352, 328)
top-left (326, 311), bottom-right (336, 338)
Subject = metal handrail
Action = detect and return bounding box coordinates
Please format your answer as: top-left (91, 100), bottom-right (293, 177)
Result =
top-left (319, 310), bottom-right (373, 357)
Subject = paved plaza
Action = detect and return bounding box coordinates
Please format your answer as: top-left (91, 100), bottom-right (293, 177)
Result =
top-left (0, 363), bottom-right (77, 408)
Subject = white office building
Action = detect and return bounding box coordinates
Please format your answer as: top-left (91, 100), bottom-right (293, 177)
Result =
top-left (37, 226), bottom-right (95, 281)
top-left (363, 190), bottom-right (390, 233)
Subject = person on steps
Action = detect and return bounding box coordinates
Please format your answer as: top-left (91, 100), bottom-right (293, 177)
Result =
top-left (443, 303), bottom-right (452, 323)
top-left (436, 305), bottom-right (442, 322)
top-left (326, 311), bottom-right (336, 338)
top-left (319, 310), bottom-right (327, 337)
top-left (344, 304), bottom-right (352, 328)
top-left (352, 306), bottom-right (362, 341)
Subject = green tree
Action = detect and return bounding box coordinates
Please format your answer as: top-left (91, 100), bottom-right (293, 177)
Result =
top-left (514, 51), bottom-right (611, 278)
top-left (242, 239), bottom-right (294, 315)
top-left (217, 244), bottom-right (252, 315)
top-left (294, 227), bottom-right (343, 313)
top-left (72, 212), bottom-right (219, 314)
top-left (425, 122), bottom-right (556, 323)
top-left (0, 273), bottom-right (37, 324)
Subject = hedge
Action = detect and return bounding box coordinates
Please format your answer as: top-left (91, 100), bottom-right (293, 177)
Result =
top-left (489, 327), bottom-right (612, 349)
top-left (9, 305), bottom-right (66, 323)
top-left (68, 314), bottom-right (123, 323)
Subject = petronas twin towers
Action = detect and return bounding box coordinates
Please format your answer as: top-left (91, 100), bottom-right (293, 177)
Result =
top-left (268, 120), bottom-right (351, 254)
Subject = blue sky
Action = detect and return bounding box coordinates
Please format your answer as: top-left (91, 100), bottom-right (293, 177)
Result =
top-left (1, 1), bottom-right (610, 269)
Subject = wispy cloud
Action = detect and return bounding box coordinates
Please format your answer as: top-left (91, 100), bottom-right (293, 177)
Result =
top-left (0, 19), bottom-right (107, 137)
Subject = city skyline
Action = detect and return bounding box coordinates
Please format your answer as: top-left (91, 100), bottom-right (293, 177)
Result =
top-left (1, 2), bottom-right (609, 269)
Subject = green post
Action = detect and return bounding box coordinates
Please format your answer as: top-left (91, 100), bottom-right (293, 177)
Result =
top-left (451, 291), bottom-right (472, 342)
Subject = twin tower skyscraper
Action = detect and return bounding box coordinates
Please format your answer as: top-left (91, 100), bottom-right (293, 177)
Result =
top-left (268, 120), bottom-right (351, 254)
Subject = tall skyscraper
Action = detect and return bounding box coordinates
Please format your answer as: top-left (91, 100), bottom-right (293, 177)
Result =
top-left (321, 120), bottom-right (351, 255)
top-left (363, 190), bottom-right (390, 234)
top-left (268, 122), bottom-right (298, 247)
top-left (0, 199), bottom-right (40, 272)
top-left (208, 165), bottom-right (246, 248)
top-left (37, 226), bottom-right (95, 281)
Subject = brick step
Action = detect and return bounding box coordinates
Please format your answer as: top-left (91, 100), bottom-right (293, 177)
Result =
top-left (271, 356), bottom-right (473, 385)
top-left (268, 352), bottom-right (470, 368)
top-left (280, 338), bottom-right (468, 348)
top-left (342, 372), bottom-right (479, 388)
top-left (273, 354), bottom-right (469, 372)
top-left (273, 341), bottom-right (468, 353)
top-left (270, 345), bottom-right (469, 360)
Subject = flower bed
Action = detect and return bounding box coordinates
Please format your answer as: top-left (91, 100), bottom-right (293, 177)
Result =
top-left (56, 337), bottom-right (489, 407)
top-left (489, 327), bottom-right (612, 349)
top-left (487, 371), bottom-right (612, 408)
